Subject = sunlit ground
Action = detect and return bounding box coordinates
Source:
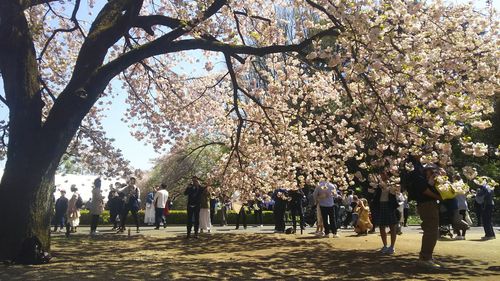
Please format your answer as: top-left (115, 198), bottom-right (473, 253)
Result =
top-left (1, 226), bottom-right (499, 280)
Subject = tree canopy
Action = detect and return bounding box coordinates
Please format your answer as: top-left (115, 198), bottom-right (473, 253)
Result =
top-left (0, 0), bottom-right (498, 260)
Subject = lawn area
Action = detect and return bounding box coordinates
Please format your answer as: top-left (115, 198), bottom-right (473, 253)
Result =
top-left (1, 230), bottom-right (499, 280)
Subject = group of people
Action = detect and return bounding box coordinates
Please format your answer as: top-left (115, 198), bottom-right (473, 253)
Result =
top-left (52, 185), bottom-right (83, 235)
top-left (52, 155), bottom-right (496, 270)
top-left (55, 177), bottom-right (142, 236)
top-left (143, 184), bottom-right (171, 229)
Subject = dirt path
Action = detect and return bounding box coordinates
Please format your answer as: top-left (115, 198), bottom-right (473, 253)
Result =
top-left (1, 230), bottom-right (499, 280)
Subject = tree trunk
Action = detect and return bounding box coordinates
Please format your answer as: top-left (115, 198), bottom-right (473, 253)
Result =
top-left (0, 163), bottom-right (56, 261)
top-left (0, 0), bottom-right (55, 261)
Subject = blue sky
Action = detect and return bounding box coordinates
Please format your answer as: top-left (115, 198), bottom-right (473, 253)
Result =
top-left (0, 0), bottom-right (498, 172)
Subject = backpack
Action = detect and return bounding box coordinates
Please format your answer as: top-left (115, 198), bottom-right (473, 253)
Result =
top-left (400, 163), bottom-right (422, 202)
top-left (75, 195), bottom-right (83, 209)
top-left (16, 236), bottom-right (51, 265)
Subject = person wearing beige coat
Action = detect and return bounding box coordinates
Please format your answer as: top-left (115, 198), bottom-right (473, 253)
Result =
top-left (90, 178), bottom-right (104, 235)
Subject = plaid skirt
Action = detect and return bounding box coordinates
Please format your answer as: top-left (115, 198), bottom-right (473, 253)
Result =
top-left (372, 202), bottom-right (398, 226)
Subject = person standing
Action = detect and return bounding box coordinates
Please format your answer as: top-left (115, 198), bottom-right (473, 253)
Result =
top-left (455, 192), bottom-right (468, 240)
top-left (67, 185), bottom-right (81, 233)
top-left (119, 177), bottom-right (141, 233)
top-left (403, 193), bottom-right (410, 227)
top-left (220, 196), bottom-right (229, 226)
top-left (210, 193), bottom-right (218, 224)
top-left (90, 178), bottom-right (104, 236)
top-left (144, 188), bottom-right (156, 226)
top-left (199, 185), bottom-right (212, 233)
top-left (53, 190), bottom-right (68, 232)
top-left (253, 194), bottom-right (264, 227)
top-left (153, 184), bottom-right (169, 230)
top-left (289, 189), bottom-right (305, 233)
top-left (343, 190), bottom-right (355, 228)
top-left (235, 202), bottom-right (248, 230)
top-left (184, 176), bottom-right (203, 238)
top-left (108, 188), bottom-right (121, 230)
top-left (476, 184), bottom-right (496, 240)
top-left (272, 188), bottom-right (288, 233)
top-left (313, 181), bottom-right (339, 238)
top-left (371, 172), bottom-right (399, 255)
top-left (408, 155), bottom-right (442, 269)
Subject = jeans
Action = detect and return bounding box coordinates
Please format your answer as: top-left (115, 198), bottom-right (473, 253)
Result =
top-left (320, 206), bottom-right (337, 235)
top-left (220, 206), bottom-right (227, 226)
top-left (254, 209), bottom-right (263, 225)
top-left (155, 208), bottom-right (165, 228)
top-left (403, 208), bottom-right (409, 226)
top-left (417, 201), bottom-right (439, 261)
top-left (120, 206), bottom-right (139, 230)
top-left (474, 201), bottom-right (482, 226)
top-left (482, 205), bottom-right (495, 238)
top-left (187, 205), bottom-right (200, 235)
top-left (290, 206), bottom-right (304, 231)
top-left (236, 208), bottom-right (247, 229)
top-left (110, 209), bottom-right (119, 228)
top-left (90, 215), bottom-right (99, 232)
top-left (53, 214), bottom-right (65, 231)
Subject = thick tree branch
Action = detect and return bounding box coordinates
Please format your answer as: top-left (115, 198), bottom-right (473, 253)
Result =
top-left (225, 54), bottom-right (244, 170)
top-left (24, 0), bottom-right (59, 9)
top-left (98, 27), bottom-right (340, 82)
top-left (132, 15), bottom-right (182, 35)
top-left (0, 95), bottom-right (8, 108)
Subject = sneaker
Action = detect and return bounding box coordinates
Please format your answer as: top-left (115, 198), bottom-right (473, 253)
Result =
top-left (386, 247), bottom-right (395, 255)
top-left (454, 235), bottom-right (463, 240)
top-left (260, 225), bottom-right (264, 227)
top-left (481, 236), bottom-right (496, 240)
top-left (418, 259), bottom-right (442, 269)
top-left (315, 231), bottom-right (324, 237)
top-left (379, 246), bottom-right (388, 253)
top-left (332, 234), bottom-right (340, 238)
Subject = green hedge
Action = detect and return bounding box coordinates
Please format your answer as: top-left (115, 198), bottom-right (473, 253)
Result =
top-left (79, 209), bottom-right (275, 225)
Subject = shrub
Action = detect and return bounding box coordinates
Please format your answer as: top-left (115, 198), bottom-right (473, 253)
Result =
top-left (78, 209), bottom-right (275, 225)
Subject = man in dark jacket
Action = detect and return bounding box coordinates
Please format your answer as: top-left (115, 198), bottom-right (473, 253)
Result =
top-left (408, 155), bottom-right (442, 269)
top-left (272, 187), bottom-right (288, 233)
top-left (53, 190), bottom-right (68, 232)
top-left (184, 176), bottom-right (203, 238)
top-left (289, 189), bottom-right (305, 233)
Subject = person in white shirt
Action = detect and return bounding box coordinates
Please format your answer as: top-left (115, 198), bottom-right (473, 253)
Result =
top-left (153, 183), bottom-right (169, 229)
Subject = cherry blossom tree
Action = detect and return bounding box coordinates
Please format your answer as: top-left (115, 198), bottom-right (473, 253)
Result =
top-left (0, 0), bottom-right (498, 262)
top-left (0, 0), bottom-right (343, 260)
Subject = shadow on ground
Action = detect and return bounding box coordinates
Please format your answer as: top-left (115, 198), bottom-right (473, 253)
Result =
top-left (1, 233), bottom-right (499, 280)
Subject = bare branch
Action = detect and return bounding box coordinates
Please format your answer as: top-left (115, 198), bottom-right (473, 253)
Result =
top-left (233, 10), bottom-right (272, 24)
